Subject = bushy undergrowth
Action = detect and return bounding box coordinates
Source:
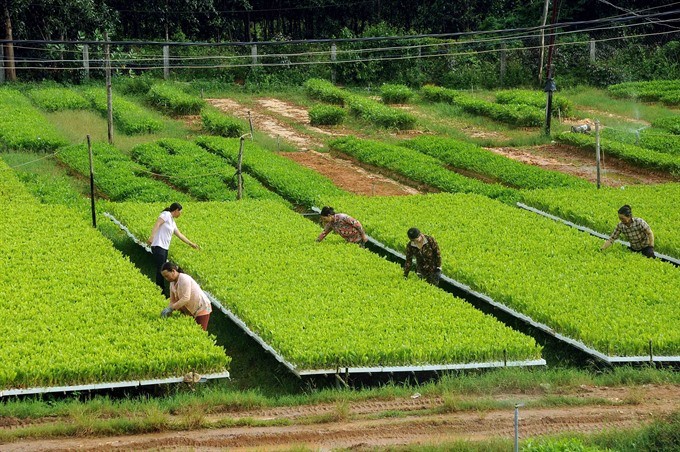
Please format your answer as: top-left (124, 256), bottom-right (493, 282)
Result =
top-left (308, 104), bottom-right (346, 125)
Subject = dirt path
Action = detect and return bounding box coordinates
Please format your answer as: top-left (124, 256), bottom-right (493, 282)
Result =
top-left (3, 384), bottom-right (678, 451)
top-left (488, 143), bottom-right (676, 186)
top-left (284, 150), bottom-right (419, 196)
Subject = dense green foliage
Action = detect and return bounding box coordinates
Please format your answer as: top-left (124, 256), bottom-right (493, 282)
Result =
top-left (0, 159), bottom-right (38, 203)
top-left (131, 139), bottom-right (281, 201)
top-left (404, 136), bottom-right (591, 190)
top-left (601, 128), bottom-right (680, 157)
top-left (107, 200), bottom-right (542, 369)
top-left (304, 79), bottom-right (348, 105)
top-left (652, 116), bottom-right (680, 135)
top-left (308, 104), bottom-right (346, 126)
top-left (421, 85), bottom-right (544, 126)
top-left (520, 184), bottom-right (680, 258)
top-left (330, 136), bottom-right (517, 202)
top-left (495, 89), bottom-right (573, 118)
top-left (201, 107), bottom-right (246, 138)
top-left (82, 88), bottom-right (164, 134)
top-left (331, 194), bottom-right (680, 357)
top-left (380, 84), bottom-right (414, 104)
top-left (196, 136), bottom-right (346, 206)
top-left (0, 167), bottom-right (228, 389)
top-left (27, 87), bottom-right (90, 112)
top-left (0, 89), bottom-right (68, 152)
top-left (608, 80), bottom-right (680, 105)
top-left (556, 132), bottom-right (680, 175)
top-left (147, 83), bottom-right (205, 115)
top-left (57, 142), bottom-right (189, 202)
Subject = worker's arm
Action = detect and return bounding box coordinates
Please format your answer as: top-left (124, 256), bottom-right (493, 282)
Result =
top-left (316, 222), bottom-right (333, 242)
top-left (147, 217), bottom-right (165, 244)
top-left (404, 244), bottom-right (414, 278)
top-left (430, 237), bottom-right (442, 269)
top-left (169, 276), bottom-right (192, 311)
top-left (601, 224), bottom-right (621, 251)
top-left (646, 228), bottom-right (655, 247)
top-left (174, 228), bottom-right (199, 249)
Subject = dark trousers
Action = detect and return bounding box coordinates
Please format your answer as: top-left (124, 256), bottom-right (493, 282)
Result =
top-left (632, 246), bottom-right (656, 259)
top-left (151, 246), bottom-right (169, 296)
top-left (195, 314), bottom-right (210, 331)
top-left (420, 269), bottom-right (441, 287)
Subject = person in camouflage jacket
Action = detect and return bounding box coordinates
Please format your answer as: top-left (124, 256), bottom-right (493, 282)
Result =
top-left (404, 227), bottom-right (442, 286)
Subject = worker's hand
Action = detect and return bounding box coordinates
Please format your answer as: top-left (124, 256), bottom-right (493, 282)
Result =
top-left (147, 237), bottom-right (153, 245)
top-left (191, 243), bottom-right (200, 250)
top-left (160, 307), bottom-right (173, 318)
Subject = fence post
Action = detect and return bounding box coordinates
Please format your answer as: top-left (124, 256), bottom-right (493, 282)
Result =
top-left (0, 44), bottom-right (4, 84)
top-left (500, 43), bottom-right (507, 86)
top-left (330, 42), bottom-right (337, 83)
top-left (163, 45), bottom-right (170, 79)
top-left (589, 39), bottom-right (596, 63)
top-left (236, 136), bottom-right (245, 200)
top-left (87, 135), bottom-right (97, 228)
top-left (82, 44), bottom-right (90, 80)
top-left (251, 44), bottom-right (258, 67)
top-left (104, 32), bottom-right (114, 145)
top-left (595, 120), bottom-right (601, 189)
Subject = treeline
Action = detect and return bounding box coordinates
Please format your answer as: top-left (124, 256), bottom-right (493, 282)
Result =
top-left (2, 0), bottom-right (679, 42)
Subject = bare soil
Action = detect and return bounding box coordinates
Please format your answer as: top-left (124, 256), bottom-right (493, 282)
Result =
top-left (575, 108), bottom-right (651, 126)
top-left (283, 150), bottom-right (419, 196)
top-left (488, 143), bottom-right (676, 187)
top-left (3, 384), bottom-right (678, 451)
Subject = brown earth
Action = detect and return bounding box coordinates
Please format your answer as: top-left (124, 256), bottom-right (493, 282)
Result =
top-left (2, 384), bottom-right (678, 451)
top-left (487, 143), bottom-right (676, 187)
top-left (283, 150), bottom-right (419, 196)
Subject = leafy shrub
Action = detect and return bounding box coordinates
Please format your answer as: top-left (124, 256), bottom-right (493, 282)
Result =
top-left (652, 116), bottom-right (680, 135)
top-left (495, 89), bottom-right (573, 118)
top-left (201, 107), bottom-right (247, 138)
top-left (345, 95), bottom-right (417, 129)
top-left (118, 75), bottom-right (155, 95)
top-left (405, 136), bottom-right (591, 189)
top-left (380, 83), bottom-right (413, 104)
top-left (608, 79), bottom-right (680, 105)
top-left (57, 142), bottom-right (189, 202)
top-left (82, 88), bottom-right (164, 135)
top-left (602, 128), bottom-right (680, 157)
top-left (196, 136), bottom-right (345, 206)
top-left (27, 87), bottom-right (90, 111)
top-left (556, 132), bottom-right (680, 174)
top-left (330, 136), bottom-right (517, 202)
top-left (308, 104), bottom-right (346, 126)
top-left (0, 89), bottom-right (68, 152)
top-left (422, 85), bottom-right (543, 127)
top-left (109, 200), bottom-right (542, 369)
top-left (147, 82), bottom-right (205, 115)
top-left (131, 139), bottom-right (280, 201)
top-left (304, 78), bottom-right (348, 105)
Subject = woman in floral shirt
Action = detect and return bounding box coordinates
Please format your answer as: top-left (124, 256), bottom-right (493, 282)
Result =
top-left (316, 206), bottom-right (368, 246)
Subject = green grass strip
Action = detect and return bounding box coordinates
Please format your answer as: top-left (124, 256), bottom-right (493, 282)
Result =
top-left (27, 86), bottom-right (90, 112)
top-left (82, 88), bottom-right (164, 135)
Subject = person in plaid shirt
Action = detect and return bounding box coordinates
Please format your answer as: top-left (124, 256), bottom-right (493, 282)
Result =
top-left (316, 206), bottom-right (368, 246)
top-left (601, 205), bottom-right (655, 258)
top-left (404, 227), bottom-right (442, 286)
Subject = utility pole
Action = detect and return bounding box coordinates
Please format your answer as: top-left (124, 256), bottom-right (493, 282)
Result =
top-left (3, 4), bottom-right (16, 81)
top-left (543, 0), bottom-right (561, 136)
top-left (538, 0), bottom-right (550, 83)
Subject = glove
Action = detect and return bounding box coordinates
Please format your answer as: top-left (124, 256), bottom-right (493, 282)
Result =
top-left (160, 307), bottom-right (173, 318)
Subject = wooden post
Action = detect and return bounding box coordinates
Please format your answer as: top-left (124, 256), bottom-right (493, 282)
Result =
top-left (87, 135), bottom-right (97, 228)
top-left (251, 44), bottom-right (257, 67)
top-left (236, 136), bottom-right (245, 200)
top-left (0, 43), bottom-right (4, 84)
top-left (3, 5), bottom-right (16, 81)
top-left (589, 39), bottom-right (596, 63)
top-left (595, 120), bottom-right (601, 189)
top-left (248, 111), bottom-right (254, 140)
top-left (82, 44), bottom-right (90, 80)
top-left (104, 32), bottom-right (114, 145)
top-left (500, 43), bottom-right (507, 87)
top-left (538, 0), bottom-right (550, 83)
top-left (330, 42), bottom-right (337, 84)
top-left (163, 45), bottom-right (170, 79)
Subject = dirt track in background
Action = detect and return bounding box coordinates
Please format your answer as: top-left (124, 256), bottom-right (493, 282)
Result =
top-left (488, 143), bottom-right (676, 186)
top-left (3, 384), bottom-right (678, 451)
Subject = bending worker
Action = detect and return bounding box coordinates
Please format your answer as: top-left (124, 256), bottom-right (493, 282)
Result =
top-left (404, 227), bottom-right (442, 286)
top-left (316, 206), bottom-right (368, 246)
top-left (147, 202), bottom-right (200, 296)
top-left (160, 262), bottom-right (212, 331)
top-left (601, 204), bottom-right (655, 258)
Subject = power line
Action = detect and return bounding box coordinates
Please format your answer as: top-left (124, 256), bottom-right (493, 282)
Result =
top-left (595, 0), bottom-right (680, 31)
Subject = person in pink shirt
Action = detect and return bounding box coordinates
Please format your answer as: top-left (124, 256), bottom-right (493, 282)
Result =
top-left (159, 262), bottom-right (212, 331)
top-left (316, 206), bottom-right (368, 247)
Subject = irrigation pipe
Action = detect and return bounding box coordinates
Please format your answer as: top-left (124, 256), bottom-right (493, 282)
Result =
top-left (105, 212), bottom-right (546, 377)
top-left (308, 207), bottom-right (680, 365)
top-left (516, 203), bottom-right (680, 267)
